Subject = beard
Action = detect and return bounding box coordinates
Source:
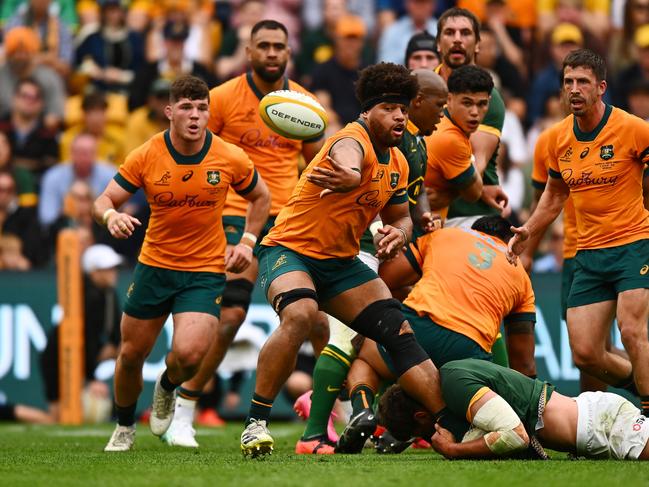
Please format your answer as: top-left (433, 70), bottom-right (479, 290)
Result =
top-left (368, 118), bottom-right (404, 148)
top-left (442, 49), bottom-right (472, 69)
top-left (252, 60), bottom-right (287, 83)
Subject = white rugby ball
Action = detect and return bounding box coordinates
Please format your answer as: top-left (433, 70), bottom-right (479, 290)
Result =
top-left (259, 90), bottom-right (328, 140)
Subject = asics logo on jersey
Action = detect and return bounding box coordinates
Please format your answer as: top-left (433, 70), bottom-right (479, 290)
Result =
top-left (153, 192), bottom-right (217, 208)
top-left (580, 148), bottom-right (589, 159)
top-left (641, 265), bottom-right (649, 275)
top-left (561, 169), bottom-right (619, 188)
top-left (182, 170), bottom-right (194, 182)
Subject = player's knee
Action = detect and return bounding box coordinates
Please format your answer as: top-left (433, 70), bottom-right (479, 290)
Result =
top-left (274, 288), bottom-right (319, 341)
top-left (571, 343), bottom-right (602, 370)
top-left (350, 299), bottom-right (427, 376)
top-left (118, 342), bottom-right (149, 369)
top-left (222, 279), bottom-right (254, 313)
top-left (173, 346), bottom-right (206, 373)
top-left (618, 320), bottom-right (645, 351)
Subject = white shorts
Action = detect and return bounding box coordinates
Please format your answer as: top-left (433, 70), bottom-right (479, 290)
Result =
top-left (575, 391), bottom-right (649, 460)
top-left (327, 250), bottom-right (380, 355)
top-left (444, 215), bottom-right (482, 229)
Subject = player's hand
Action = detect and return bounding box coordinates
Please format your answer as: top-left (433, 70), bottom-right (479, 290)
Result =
top-left (375, 225), bottom-right (407, 261)
top-left (430, 423), bottom-right (457, 459)
top-left (480, 185), bottom-right (509, 215)
top-left (225, 242), bottom-right (253, 273)
top-left (106, 211), bottom-right (141, 239)
top-left (506, 225), bottom-right (531, 265)
top-left (426, 186), bottom-right (455, 209)
top-left (306, 155), bottom-right (361, 197)
top-left (420, 211), bottom-right (442, 233)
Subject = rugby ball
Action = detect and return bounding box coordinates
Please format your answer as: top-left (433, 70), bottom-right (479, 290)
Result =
top-left (259, 90), bottom-right (328, 140)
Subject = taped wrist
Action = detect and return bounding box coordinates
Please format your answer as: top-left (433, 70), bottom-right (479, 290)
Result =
top-left (349, 298), bottom-right (428, 375)
top-left (473, 395), bottom-right (528, 455)
top-left (222, 278), bottom-right (254, 311)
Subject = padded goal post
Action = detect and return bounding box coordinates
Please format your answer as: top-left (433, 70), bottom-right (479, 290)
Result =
top-left (56, 228), bottom-right (84, 424)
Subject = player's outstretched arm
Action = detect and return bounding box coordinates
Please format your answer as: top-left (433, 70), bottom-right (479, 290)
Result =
top-left (470, 130), bottom-right (499, 176)
top-left (93, 180), bottom-right (142, 240)
top-left (377, 201), bottom-right (413, 261)
top-left (225, 175), bottom-right (271, 273)
top-left (305, 137), bottom-right (362, 196)
top-left (507, 176), bottom-right (569, 265)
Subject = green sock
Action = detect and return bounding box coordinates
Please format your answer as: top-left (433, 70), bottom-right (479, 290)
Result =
top-left (302, 345), bottom-right (351, 439)
top-left (491, 334), bottom-right (509, 367)
top-left (350, 384), bottom-right (375, 416)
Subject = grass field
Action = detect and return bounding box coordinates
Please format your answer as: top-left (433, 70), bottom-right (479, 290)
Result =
top-left (2, 422), bottom-right (649, 487)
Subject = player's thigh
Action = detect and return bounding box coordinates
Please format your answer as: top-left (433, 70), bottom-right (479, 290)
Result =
top-left (323, 277), bottom-right (392, 325)
top-left (257, 244), bottom-right (316, 303)
top-left (616, 288), bottom-right (649, 343)
top-left (358, 338), bottom-right (396, 381)
top-left (119, 313), bottom-right (168, 357)
top-left (566, 300), bottom-right (616, 352)
top-left (171, 311), bottom-right (219, 355)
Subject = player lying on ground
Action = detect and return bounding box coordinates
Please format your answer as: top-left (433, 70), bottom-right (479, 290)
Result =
top-left (379, 358), bottom-right (649, 460)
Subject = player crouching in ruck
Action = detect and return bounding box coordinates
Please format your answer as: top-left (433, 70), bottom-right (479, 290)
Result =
top-left (379, 359), bottom-right (649, 460)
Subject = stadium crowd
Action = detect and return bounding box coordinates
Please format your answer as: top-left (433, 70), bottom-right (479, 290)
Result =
top-left (2, 0), bottom-right (649, 462)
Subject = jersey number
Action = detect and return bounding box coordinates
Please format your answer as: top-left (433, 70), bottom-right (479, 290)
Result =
top-left (468, 242), bottom-right (496, 270)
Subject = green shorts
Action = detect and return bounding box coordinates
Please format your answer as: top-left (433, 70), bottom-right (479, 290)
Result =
top-left (568, 239), bottom-right (649, 309)
top-left (222, 215), bottom-right (276, 257)
top-left (124, 262), bottom-right (226, 319)
top-left (377, 305), bottom-right (492, 375)
top-left (560, 257), bottom-right (575, 319)
top-left (257, 244), bottom-right (379, 303)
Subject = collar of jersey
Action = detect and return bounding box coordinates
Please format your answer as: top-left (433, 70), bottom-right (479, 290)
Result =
top-left (406, 119), bottom-right (420, 136)
top-left (164, 129), bottom-right (212, 165)
top-left (355, 118), bottom-right (391, 165)
top-left (572, 104), bottom-right (612, 142)
top-left (246, 71), bottom-right (289, 100)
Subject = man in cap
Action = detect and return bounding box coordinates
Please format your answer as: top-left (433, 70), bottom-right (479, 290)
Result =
top-left (405, 31), bottom-right (440, 70)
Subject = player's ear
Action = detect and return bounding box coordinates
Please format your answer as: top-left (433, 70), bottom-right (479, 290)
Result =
top-left (599, 79), bottom-right (607, 97)
top-left (164, 105), bottom-right (172, 121)
top-left (414, 410), bottom-right (430, 421)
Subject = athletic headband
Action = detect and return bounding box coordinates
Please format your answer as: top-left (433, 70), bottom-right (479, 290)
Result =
top-left (360, 93), bottom-right (412, 112)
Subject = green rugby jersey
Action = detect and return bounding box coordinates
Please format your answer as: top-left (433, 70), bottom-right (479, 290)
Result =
top-left (440, 358), bottom-right (554, 434)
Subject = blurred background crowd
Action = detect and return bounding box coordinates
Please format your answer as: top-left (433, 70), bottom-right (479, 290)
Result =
top-left (0, 0), bottom-right (646, 274)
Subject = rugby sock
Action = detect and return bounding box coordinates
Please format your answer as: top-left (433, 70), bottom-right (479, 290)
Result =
top-left (302, 345), bottom-right (351, 439)
top-left (491, 334), bottom-right (509, 367)
top-left (176, 388), bottom-right (201, 423)
top-left (160, 369), bottom-right (180, 392)
top-left (350, 384), bottom-right (376, 416)
top-left (116, 402), bottom-right (137, 426)
top-left (246, 393), bottom-right (273, 425)
top-left (641, 396), bottom-right (649, 417)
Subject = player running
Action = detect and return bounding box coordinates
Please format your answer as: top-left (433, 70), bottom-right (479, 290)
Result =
top-left (95, 75), bottom-right (270, 452)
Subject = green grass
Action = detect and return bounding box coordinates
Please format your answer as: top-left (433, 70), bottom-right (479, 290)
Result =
top-left (1, 423), bottom-right (649, 487)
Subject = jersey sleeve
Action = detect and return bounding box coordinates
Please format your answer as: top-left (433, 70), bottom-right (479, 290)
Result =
top-left (228, 146), bottom-right (258, 196)
top-left (504, 274), bottom-right (537, 324)
top-left (547, 141), bottom-right (562, 180)
top-left (434, 133), bottom-right (476, 188)
top-left (531, 131), bottom-right (550, 189)
top-left (207, 86), bottom-right (226, 134)
top-left (114, 146), bottom-right (144, 193)
top-left (478, 88), bottom-right (505, 137)
top-left (407, 231), bottom-right (433, 274)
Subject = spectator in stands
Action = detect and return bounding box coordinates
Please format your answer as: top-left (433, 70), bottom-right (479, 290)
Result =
top-left (302, 0), bottom-right (376, 35)
top-left (532, 220), bottom-right (564, 273)
top-left (40, 243), bottom-right (123, 422)
top-left (613, 24), bottom-right (649, 112)
top-left (0, 171), bottom-right (44, 269)
top-left (405, 30), bottom-right (440, 70)
top-left (527, 22), bottom-right (582, 126)
top-left (47, 180), bottom-right (98, 250)
top-left (123, 78), bottom-right (170, 155)
top-left (0, 131), bottom-right (37, 207)
top-left (215, 0), bottom-right (265, 81)
top-left (74, 0), bottom-right (145, 94)
top-left (0, 0), bottom-right (77, 28)
top-left (628, 79), bottom-right (649, 121)
top-left (60, 90), bottom-right (125, 166)
top-left (482, 0), bottom-right (526, 78)
top-left (38, 133), bottom-right (114, 228)
top-left (609, 0), bottom-right (649, 75)
top-left (537, 0), bottom-right (610, 45)
top-left (310, 14), bottom-right (366, 133)
top-left (4, 0), bottom-right (74, 77)
top-left (0, 78), bottom-right (58, 183)
top-left (0, 27), bottom-right (65, 130)
top-left (476, 26), bottom-right (527, 119)
top-left (377, 0), bottom-right (437, 64)
top-left (129, 18), bottom-right (215, 110)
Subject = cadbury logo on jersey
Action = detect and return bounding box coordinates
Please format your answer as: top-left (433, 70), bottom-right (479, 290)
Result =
top-left (600, 145), bottom-right (614, 160)
top-left (561, 169), bottom-right (619, 188)
top-left (154, 192), bottom-right (217, 208)
top-left (240, 129), bottom-right (294, 149)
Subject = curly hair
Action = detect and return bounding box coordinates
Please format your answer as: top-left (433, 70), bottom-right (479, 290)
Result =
top-left (355, 62), bottom-right (419, 108)
top-left (377, 384), bottom-right (423, 442)
top-left (170, 75), bottom-right (210, 103)
top-left (447, 65), bottom-right (494, 95)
